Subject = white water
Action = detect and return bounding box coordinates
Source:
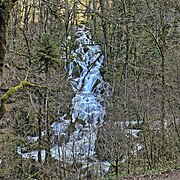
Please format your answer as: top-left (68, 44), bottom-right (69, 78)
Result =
top-left (17, 26), bottom-right (111, 173)
top-left (17, 26), bottom-right (142, 174)
top-left (69, 26), bottom-right (109, 124)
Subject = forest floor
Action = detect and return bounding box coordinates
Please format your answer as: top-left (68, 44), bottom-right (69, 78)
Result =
top-left (122, 169), bottom-right (180, 180)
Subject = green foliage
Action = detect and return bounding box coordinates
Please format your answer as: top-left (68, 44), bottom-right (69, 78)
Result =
top-left (33, 34), bottom-right (61, 73)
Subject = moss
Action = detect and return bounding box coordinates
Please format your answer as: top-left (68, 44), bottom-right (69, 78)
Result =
top-left (21, 80), bottom-right (35, 87)
top-left (1, 85), bottom-right (22, 102)
top-left (0, 103), bottom-right (6, 119)
top-left (0, 80), bottom-right (46, 120)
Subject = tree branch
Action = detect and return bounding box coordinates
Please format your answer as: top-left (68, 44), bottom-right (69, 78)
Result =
top-left (0, 80), bottom-right (46, 119)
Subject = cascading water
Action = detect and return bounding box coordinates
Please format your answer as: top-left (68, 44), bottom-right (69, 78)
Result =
top-left (69, 26), bottom-right (109, 124)
top-left (16, 26), bottom-right (144, 178)
top-left (17, 25), bottom-right (111, 173)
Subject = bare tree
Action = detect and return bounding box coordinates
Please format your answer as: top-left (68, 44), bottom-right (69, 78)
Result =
top-left (0, 0), bottom-right (17, 79)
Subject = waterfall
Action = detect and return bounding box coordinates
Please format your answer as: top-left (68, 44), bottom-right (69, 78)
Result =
top-left (17, 25), bottom-right (111, 173)
top-left (69, 25), bottom-right (108, 124)
top-left (17, 26), bottom-right (143, 178)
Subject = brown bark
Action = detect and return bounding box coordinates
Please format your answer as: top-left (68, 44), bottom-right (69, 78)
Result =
top-left (0, 0), bottom-right (17, 79)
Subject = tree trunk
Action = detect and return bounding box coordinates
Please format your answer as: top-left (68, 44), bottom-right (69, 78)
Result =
top-left (0, 3), bottom-right (9, 78)
top-left (115, 156), bottom-right (119, 178)
top-left (0, 0), bottom-right (17, 79)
